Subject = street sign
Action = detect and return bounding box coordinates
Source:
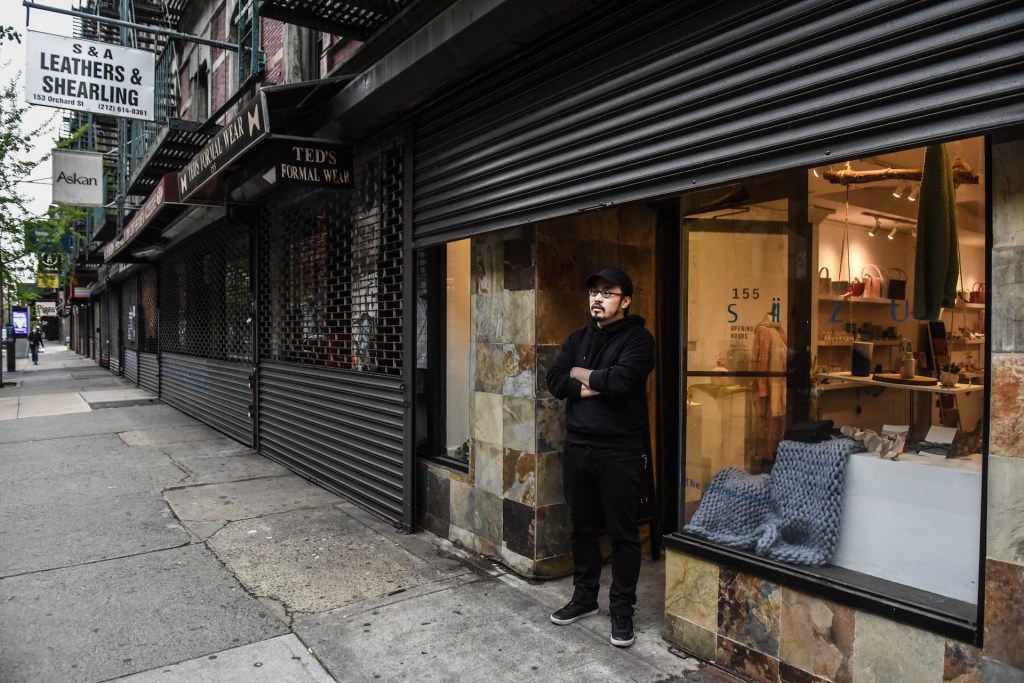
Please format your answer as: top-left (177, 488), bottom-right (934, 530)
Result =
top-left (25, 30), bottom-right (156, 121)
top-left (52, 149), bottom-right (104, 207)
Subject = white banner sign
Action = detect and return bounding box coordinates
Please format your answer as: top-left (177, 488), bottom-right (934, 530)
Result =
top-left (52, 149), bottom-right (104, 207)
top-left (25, 31), bottom-right (155, 121)
top-left (35, 301), bottom-right (58, 317)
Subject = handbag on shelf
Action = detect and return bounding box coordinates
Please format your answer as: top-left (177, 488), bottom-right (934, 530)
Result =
top-left (969, 282), bottom-right (986, 304)
top-left (848, 278), bottom-right (865, 297)
top-left (819, 267), bottom-right (832, 296)
top-left (886, 267), bottom-right (908, 300)
top-left (860, 264), bottom-right (884, 299)
top-left (832, 279), bottom-right (850, 296)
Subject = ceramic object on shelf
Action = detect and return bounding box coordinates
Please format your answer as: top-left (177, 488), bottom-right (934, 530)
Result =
top-left (939, 371), bottom-right (959, 387)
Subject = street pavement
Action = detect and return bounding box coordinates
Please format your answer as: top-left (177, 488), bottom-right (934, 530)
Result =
top-left (1, 347), bottom-right (742, 682)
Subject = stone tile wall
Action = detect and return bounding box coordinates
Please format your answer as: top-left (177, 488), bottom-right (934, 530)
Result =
top-left (983, 132), bottom-right (1024, 680)
top-left (664, 552), bottom-right (981, 683)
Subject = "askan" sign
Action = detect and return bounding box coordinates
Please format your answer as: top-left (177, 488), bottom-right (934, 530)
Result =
top-left (51, 149), bottom-right (104, 207)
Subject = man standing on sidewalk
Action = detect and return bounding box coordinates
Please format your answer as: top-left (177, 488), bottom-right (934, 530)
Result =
top-left (28, 327), bottom-right (45, 365)
top-left (545, 267), bottom-right (655, 648)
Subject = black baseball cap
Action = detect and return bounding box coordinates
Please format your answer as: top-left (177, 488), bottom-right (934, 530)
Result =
top-left (586, 267), bottom-right (634, 297)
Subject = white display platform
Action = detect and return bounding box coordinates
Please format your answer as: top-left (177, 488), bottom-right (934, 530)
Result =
top-left (831, 451), bottom-right (981, 604)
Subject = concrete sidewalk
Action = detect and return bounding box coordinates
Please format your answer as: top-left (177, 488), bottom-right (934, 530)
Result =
top-left (0, 349), bottom-right (738, 682)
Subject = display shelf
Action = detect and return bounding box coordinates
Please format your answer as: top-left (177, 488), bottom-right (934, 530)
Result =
top-left (816, 380), bottom-right (860, 392)
top-left (816, 340), bottom-right (901, 347)
top-left (817, 372), bottom-right (981, 395)
top-left (818, 294), bottom-right (901, 305)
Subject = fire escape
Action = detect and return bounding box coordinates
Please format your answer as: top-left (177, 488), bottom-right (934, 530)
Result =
top-left (59, 0), bottom-right (418, 266)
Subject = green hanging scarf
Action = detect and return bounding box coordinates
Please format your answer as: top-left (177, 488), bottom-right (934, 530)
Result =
top-left (913, 144), bottom-right (960, 321)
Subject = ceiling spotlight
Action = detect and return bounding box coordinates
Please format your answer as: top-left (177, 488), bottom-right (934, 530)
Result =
top-left (868, 217), bottom-right (880, 237)
top-left (892, 183), bottom-right (913, 200)
top-left (888, 225), bottom-right (898, 240)
top-left (908, 184), bottom-right (920, 201)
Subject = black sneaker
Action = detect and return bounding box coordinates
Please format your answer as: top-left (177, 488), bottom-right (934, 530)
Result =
top-left (550, 600), bottom-right (599, 625)
top-left (610, 614), bottom-right (634, 647)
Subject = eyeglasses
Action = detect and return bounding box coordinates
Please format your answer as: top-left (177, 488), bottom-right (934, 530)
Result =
top-left (588, 288), bottom-right (623, 299)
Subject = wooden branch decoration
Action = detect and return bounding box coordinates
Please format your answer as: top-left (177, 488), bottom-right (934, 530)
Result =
top-left (822, 158), bottom-right (980, 187)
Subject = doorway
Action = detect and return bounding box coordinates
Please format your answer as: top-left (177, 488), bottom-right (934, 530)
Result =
top-left (677, 172), bottom-right (811, 526)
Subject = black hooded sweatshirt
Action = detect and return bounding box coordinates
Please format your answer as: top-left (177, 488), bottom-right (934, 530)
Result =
top-left (546, 315), bottom-right (655, 450)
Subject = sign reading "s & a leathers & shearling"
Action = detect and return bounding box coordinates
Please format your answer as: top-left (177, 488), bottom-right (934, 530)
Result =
top-left (51, 149), bottom-right (104, 207)
top-left (25, 31), bottom-right (155, 122)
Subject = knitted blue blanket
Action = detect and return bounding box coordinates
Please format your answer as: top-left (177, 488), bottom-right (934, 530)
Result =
top-left (684, 438), bottom-right (858, 566)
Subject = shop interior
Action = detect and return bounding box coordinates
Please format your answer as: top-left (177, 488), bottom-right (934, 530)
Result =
top-left (811, 137), bottom-right (986, 448)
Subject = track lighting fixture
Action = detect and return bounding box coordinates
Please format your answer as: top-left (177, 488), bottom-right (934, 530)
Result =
top-left (888, 225), bottom-right (898, 240)
top-left (868, 217), bottom-right (880, 237)
top-left (908, 184), bottom-right (920, 201)
top-left (892, 183), bottom-right (913, 200)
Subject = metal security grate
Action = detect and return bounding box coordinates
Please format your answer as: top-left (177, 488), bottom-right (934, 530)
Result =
top-left (257, 141), bottom-right (404, 377)
top-left (159, 222), bottom-right (252, 362)
top-left (138, 266), bottom-right (159, 354)
top-left (99, 292), bottom-right (110, 367)
top-left (256, 133), bottom-right (408, 527)
top-left (122, 276), bottom-right (138, 351)
top-left (108, 286), bottom-right (121, 374)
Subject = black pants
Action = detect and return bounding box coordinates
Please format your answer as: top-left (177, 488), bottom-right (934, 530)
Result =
top-left (562, 443), bottom-right (643, 617)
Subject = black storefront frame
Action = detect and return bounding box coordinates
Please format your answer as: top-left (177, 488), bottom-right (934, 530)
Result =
top-left (660, 143), bottom-right (993, 645)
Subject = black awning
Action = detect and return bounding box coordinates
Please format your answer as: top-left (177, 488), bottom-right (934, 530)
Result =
top-left (177, 80), bottom-right (355, 203)
top-left (103, 172), bottom-right (186, 263)
top-left (260, 76), bottom-right (355, 135)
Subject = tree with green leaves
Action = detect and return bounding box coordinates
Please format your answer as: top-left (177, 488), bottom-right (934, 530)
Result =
top-left (2, 76), bottom-right (84, 295)
top-left (2, 36), bottom-right (85, 379)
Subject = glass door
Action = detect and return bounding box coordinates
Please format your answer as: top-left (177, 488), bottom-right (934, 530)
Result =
top-left (680, 175), bottom-right (808, 524)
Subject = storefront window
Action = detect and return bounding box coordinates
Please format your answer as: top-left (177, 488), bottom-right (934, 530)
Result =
top-left (679, 139), bottom-right (987, 619)
top-left (445, 240), bottom-right (472, 461)
top-left (414, 240), bottom-right (472, 467)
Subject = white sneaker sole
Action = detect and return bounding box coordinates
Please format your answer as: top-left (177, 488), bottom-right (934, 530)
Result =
top-left (550, 607), bottom-right (599, 625)
top-left (610, 635), bottom-right (634, 647)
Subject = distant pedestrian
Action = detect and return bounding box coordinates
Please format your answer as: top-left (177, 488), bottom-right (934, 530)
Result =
top-left (545, 267), bottom-right (655, 648)
top-left (28, 326), bottom-right (44, 365)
